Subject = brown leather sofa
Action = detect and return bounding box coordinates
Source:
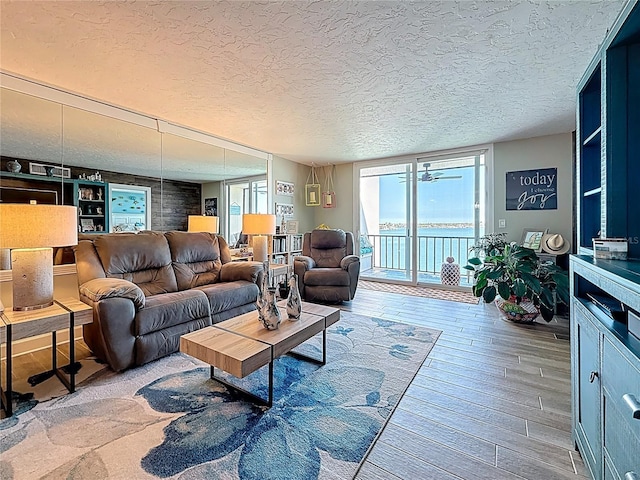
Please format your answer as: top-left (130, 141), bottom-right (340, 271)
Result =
top-left (294, 229), bottom-right (360, 303)
top-left (74, 231), bottom-right (263, 371)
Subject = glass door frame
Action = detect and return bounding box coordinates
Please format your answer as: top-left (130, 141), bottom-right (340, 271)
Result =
top-left (224, 175), bottom-right (267, 244)
top-left (353, 144), bottom-right (493, 287)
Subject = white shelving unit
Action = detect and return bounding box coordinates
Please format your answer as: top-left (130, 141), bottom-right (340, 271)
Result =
top-left (269, 234), bottom-right (303, 265)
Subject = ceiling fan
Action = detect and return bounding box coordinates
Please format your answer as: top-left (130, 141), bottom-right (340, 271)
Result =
top-left (399, 163), bottom-right (462, 182)
top-left (420, 163), bottom-right (462, 182)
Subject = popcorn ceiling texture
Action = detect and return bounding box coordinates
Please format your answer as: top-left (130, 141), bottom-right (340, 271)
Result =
top-left (0, 1), bottom-right (625, 164)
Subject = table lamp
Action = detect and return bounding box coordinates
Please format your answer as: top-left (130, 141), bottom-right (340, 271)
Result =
top-left (188, 215), bottom-right (219, 233)
top-left (0, 204), bottom-right (78, 311)
top-left (242, 214), bottom-right (276, 263)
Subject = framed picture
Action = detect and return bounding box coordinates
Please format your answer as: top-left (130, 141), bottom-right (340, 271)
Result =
top-left (276, 181), bottom-right (294, 196)
top-left (305, 183), bottom-right (321, 206)
top-left (521, 228), bottom-right (547, 252)
top-left (285, 220), bottom-right (299, 234)
top-left (204, 197), bottom-right (218, 216)
top-left (275, 203), bottom-right (294, 217)
top-left (80, 218), bottom-right (95, 232)
top-left (506, 168), bottom-right (558, 211)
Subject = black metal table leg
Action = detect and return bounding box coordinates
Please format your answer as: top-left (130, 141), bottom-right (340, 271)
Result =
top-left (211, 362), bottom-right (274, 407)
top-left (54, 310), bottom-right (76, 393)
top-left (1, 324), bottom-right (12, 417)
top-left (288, 330), bottom-right (326, 366)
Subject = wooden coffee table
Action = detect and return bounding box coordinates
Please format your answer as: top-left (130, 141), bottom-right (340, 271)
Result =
top-left (180, 302), bottom-right (340, 407)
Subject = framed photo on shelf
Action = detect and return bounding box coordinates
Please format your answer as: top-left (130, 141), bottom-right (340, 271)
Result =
top-left (80, 218), bottom-right (95, 232)
top-left (521, 228), bottom-right (547, 252)
top-left (276, 181), bottom-right (295, 196)
top-left (285, 220), bottom-right (299, 234)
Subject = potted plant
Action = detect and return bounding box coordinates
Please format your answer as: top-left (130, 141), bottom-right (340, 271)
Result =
top-left (469, 232), bottom-right (509, 258)
top-left (465, 243), bottom-right (570, 323)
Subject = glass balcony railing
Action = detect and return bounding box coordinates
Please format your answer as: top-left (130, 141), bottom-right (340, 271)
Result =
top-left (361, 234), bottom-right (475, 285)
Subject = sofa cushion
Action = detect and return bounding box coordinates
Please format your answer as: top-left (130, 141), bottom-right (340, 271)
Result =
top-left (136, 318), bottom-right (210, 367)
top-left (94, 232), bottom-right (178, 296)
top-left (135, 289), bottom-right (210, 336)
top-left (196, 280), bottom-right (259, 315)
top-left (304, 268), bottom-right (351, 287)
top-left (165, 231), bottom-right (223, 290)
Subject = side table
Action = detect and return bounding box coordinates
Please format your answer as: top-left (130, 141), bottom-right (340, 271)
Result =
top-left (0, 298), bottom-right (92, 417)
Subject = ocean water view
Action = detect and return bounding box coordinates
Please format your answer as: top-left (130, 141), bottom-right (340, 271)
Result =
top-left (366, 226), bottom-right (479, 274)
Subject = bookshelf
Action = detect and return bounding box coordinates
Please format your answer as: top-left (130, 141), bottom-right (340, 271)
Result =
top-left (269, 234), bottom-right (303, 265)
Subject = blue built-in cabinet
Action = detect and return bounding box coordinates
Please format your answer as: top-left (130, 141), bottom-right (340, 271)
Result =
top-left (577, 0), bottom-right (640, 258)
top-left (573, 2), bottom-right (640, 479)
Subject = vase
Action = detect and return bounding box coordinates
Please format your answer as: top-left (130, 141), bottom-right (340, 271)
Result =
top-left (256, 265), bottom-right (281, 330)
top-left (286, 274), bottom-right (302, 320)
top-left (6, 159), bottom-right (21, 173)
top-left (258, 287), bottom-right (282, 330)
top-left (495, 296), bottom-right (539, 323)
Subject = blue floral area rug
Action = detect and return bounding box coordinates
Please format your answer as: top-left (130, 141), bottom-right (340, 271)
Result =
top-left (0, 312), bottom-right (440, 480)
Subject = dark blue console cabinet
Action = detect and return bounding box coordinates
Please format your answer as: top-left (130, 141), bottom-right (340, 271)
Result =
top-left (572, 2), bottom-right (640, 479)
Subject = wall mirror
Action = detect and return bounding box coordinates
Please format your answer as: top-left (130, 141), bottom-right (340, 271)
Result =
top-left (0, 76), bottom-right (269, 277)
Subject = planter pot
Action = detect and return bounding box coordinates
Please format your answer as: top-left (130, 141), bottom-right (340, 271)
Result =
top-left (495, 296), bottom-right (539, 324)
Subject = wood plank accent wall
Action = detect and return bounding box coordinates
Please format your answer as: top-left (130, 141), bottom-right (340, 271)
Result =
top-left (1, 156), bottom-right (201, 231)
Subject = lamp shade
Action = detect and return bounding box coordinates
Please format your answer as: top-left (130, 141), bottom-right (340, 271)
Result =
top-left (188, 215), bottom-right (219, 233)
top-left (242, 214), bottom-right (276, 235)
top-left (0, 204), bottom-right (78, 248)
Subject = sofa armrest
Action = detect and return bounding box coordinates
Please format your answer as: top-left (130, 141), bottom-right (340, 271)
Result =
top-left (80, 296), bottom-right (137, 372)
top-left (79, 278), bottom-right (145, 309)
top-left (219, 261), bottom-right (263, 284)
top-left (340, 255), bottom-right (360, 271)
top-left (294, 255), bottom-right (316, 271)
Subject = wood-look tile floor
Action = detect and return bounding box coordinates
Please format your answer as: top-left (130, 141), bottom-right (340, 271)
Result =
top-left (4, 289), bottom-right (583, 480)
top-left (347, 289), bottom-right (585, 480)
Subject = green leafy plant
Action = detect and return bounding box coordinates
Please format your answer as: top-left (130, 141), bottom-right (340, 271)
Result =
top-left (469, 232), bottom-right (509, 258)
top-left (465, 243), bottom-right (570, 322)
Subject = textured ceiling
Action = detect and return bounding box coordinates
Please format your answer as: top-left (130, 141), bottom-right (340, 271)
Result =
top-left (0, 0), bottom-right (626, 165)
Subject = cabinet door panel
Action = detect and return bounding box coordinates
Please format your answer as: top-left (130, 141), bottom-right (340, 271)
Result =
top-left (603, 338), bottom-right (640, 474)
top-left (575, 301), bottom-right (603, 476)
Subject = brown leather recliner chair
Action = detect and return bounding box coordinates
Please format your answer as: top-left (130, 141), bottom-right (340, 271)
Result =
top-left (294, 229), bottom-right (360, 303)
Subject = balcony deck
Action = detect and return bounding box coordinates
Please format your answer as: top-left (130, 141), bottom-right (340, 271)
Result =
top-left (360, 233), bottom-right (476, 288)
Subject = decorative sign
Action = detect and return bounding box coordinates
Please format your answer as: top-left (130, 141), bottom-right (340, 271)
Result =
top-left (506, 168), bottom-right (557, 210)
top-left (204, 197), bottom-right (217, 216)
top-left (275, 202), bottom-right (294, 217)
top-left (276, 181), bottom-right (294, 196)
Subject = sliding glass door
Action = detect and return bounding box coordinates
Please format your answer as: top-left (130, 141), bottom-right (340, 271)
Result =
top-left (225, 176), bottom-right (267, 246)
top-left (357, 151), bottom-right (486, 287)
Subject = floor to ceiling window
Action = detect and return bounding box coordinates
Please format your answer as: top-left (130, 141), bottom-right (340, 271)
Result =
top-left (225, 176), bottom-right (267, 246)
top-left (357, 149), bottom-right (487, 287)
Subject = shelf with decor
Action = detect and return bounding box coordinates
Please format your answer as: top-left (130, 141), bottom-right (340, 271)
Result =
top-left (572, 2), bottom-right (640, 480)
top-left (72, 179), bottom-right (108, 233)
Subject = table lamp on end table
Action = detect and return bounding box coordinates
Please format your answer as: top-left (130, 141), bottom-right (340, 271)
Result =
top-left (0, 204), bottom-right (78, 311)
top-left (242, 214), bottom-right (276, 264)
top-left (188, 215), bottom-right (219, 234)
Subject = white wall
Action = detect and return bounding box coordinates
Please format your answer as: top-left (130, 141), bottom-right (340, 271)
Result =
top-left (492, 133), bottom-right (574, 245)
top-left (271, 155), bottom-right (315, 233)
top-left (274, 132), bottom-right (575, 250)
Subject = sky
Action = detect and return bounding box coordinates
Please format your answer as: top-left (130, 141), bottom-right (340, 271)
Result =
top-left (379, 165), bottom-right (476, 224)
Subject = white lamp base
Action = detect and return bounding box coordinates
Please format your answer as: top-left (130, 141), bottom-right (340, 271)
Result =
top-left (252, 235), bottom-right (268, 264)
top-left (11, 247), bottom-right (54, 311)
